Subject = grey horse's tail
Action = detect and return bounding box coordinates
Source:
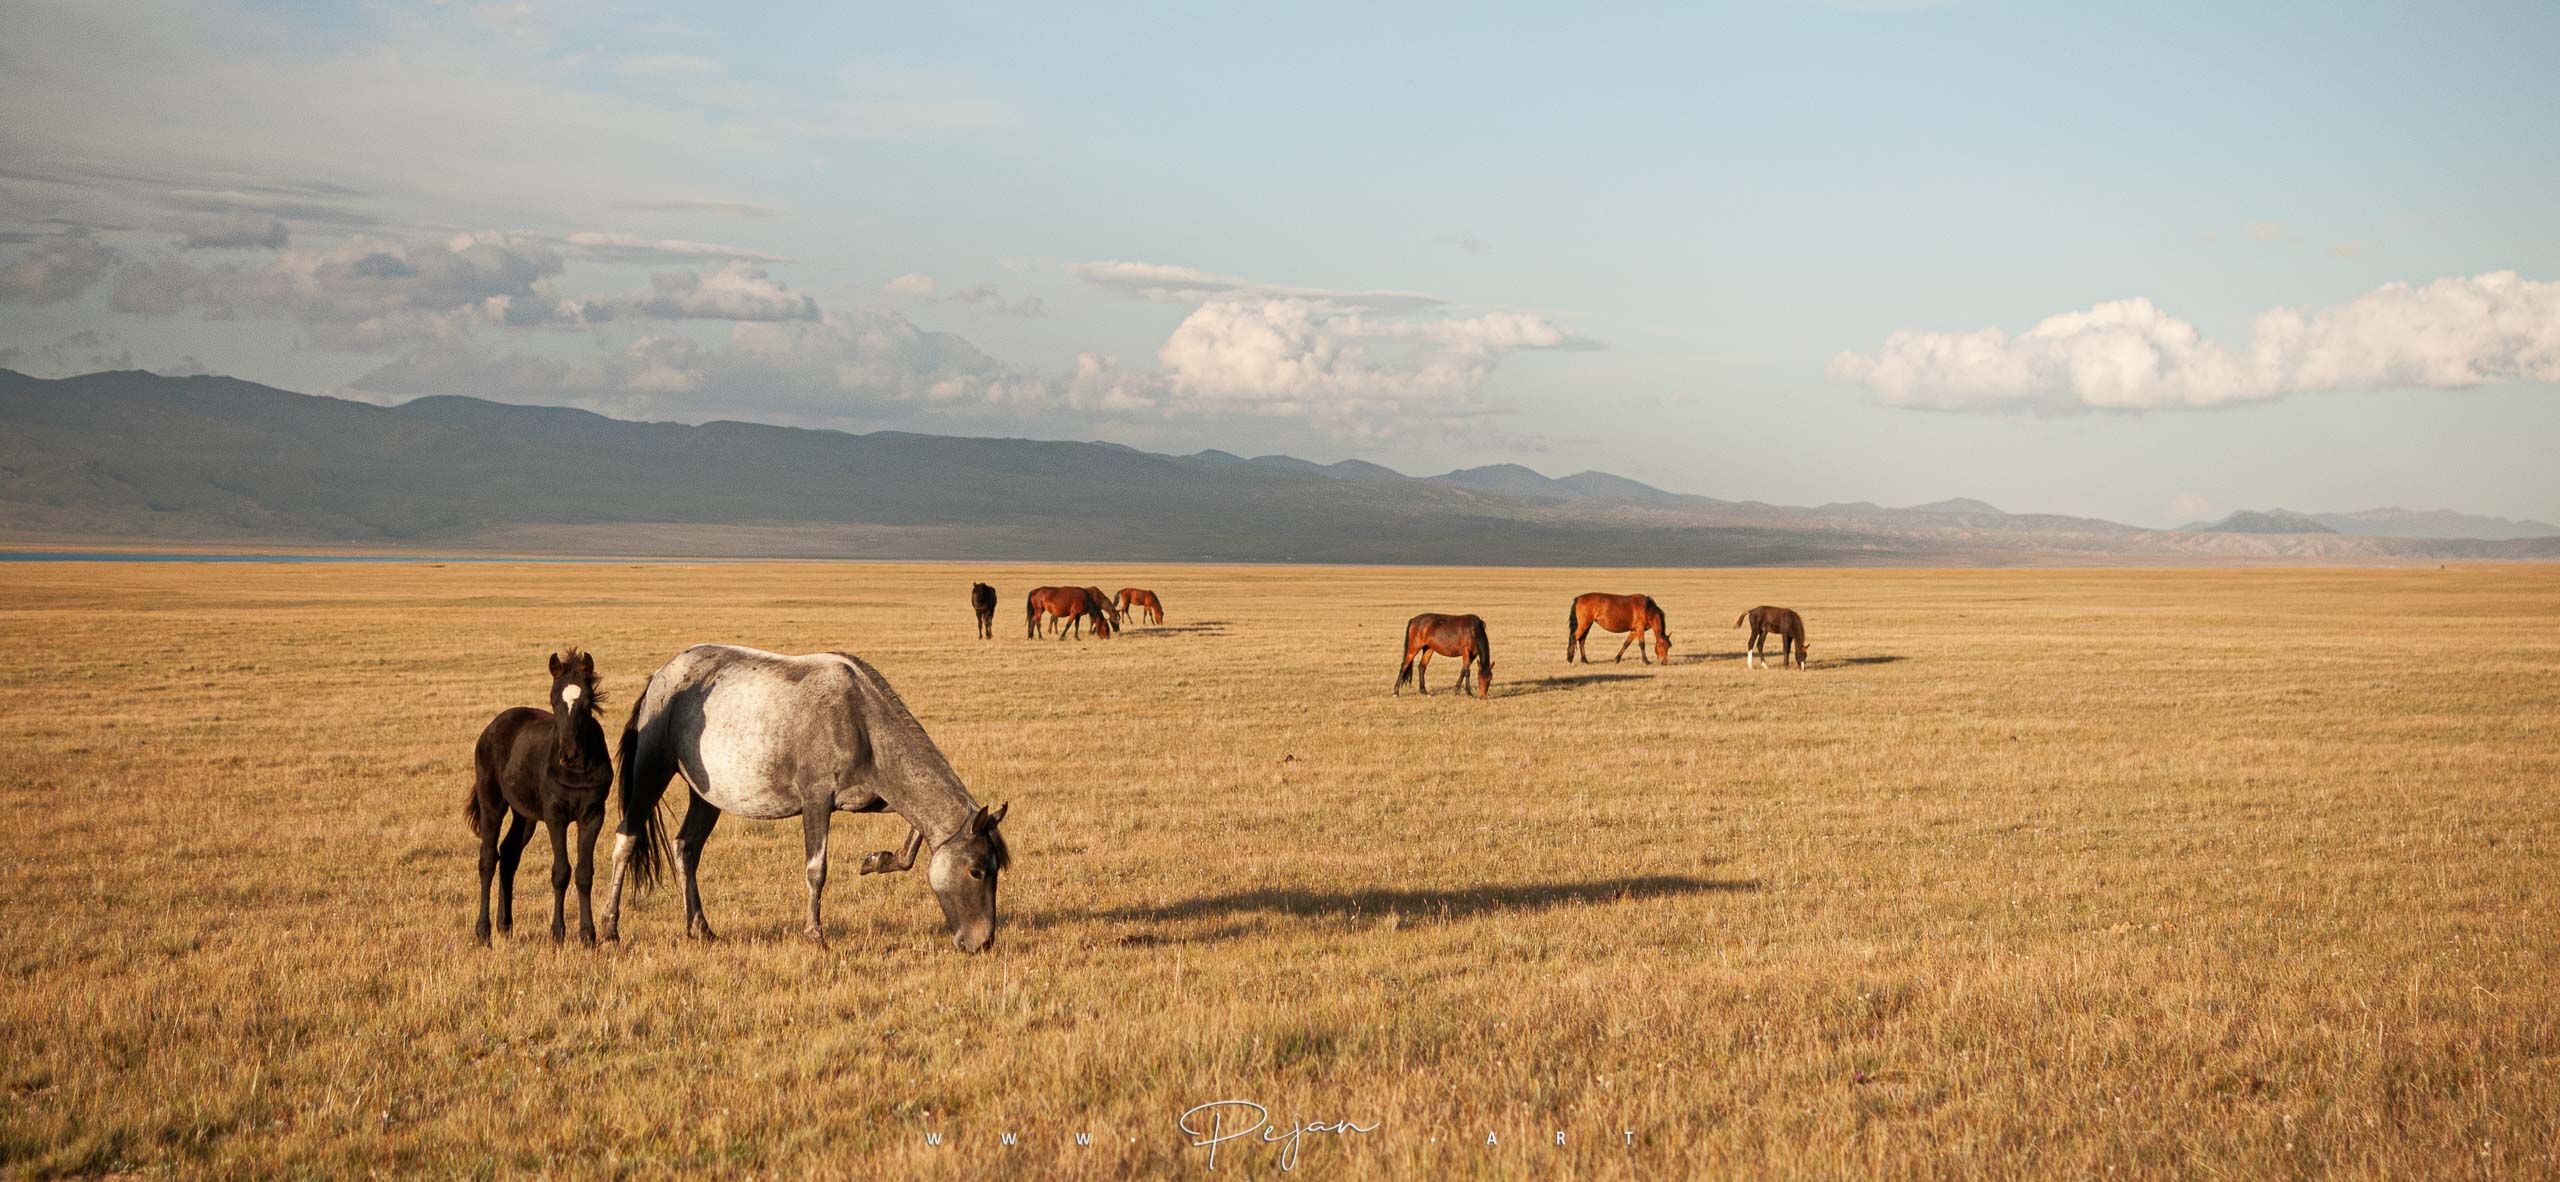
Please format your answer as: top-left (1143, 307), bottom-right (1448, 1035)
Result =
top-left (615, 674), bottom-right (672, 893)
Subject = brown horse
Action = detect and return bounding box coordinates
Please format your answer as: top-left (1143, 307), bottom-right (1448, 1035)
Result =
top-left (1735, 605), bottom-right (1809, 669)
top-left (466, 649), bottom-right (612, 945)
top-left (1566, 592), bottom-right (1671, 664)
top-left (970, 582), bottom-right (997, 639)
top-left (1395, 613), bottom-right (1493, 698)
top-left (1083, 587), bottom-right (1124, 636)
top-left (1115, 588), bottom-right (1164, 626)
top-left (1026, 585), bottom-right (1114, 640)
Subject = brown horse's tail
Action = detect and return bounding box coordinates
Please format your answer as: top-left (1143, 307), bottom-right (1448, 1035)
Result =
top-left (1394, 621), bottom-right (1418, 691)
top-left (1734, 610), bottom-right (1749, 629)
top-left (615, 675), bottom-right (672, 893)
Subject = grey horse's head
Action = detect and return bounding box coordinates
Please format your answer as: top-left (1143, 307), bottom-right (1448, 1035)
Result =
top-left (928, 802), bottom-right (1010, 953)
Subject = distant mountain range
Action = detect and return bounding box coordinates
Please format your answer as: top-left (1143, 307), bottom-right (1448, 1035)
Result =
top-left (2182, 506), bottom-right (2560, 540)
top-left (2, 369), bottom-right (2553, 564)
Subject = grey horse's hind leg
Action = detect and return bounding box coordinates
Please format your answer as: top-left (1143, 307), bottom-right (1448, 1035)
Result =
top-left (860, 825), bottom-right (924, 876)
top-left (673, 791), bottom-right (722, 942)
top-left (801, 810), bottom-right (831, 945)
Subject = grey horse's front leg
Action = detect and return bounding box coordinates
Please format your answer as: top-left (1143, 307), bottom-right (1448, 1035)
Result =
top-left (801, 810), bottom-right (831, 945)
top-left (860, 825), bottom-right (924, 876)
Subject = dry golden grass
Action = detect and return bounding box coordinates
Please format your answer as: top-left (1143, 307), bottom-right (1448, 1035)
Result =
top-left (2, 560), bottom-right (2556, 1179)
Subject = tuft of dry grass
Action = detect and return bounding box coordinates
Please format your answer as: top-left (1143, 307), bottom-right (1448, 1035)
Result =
top-left (1, 560), bottom-right (2555, 1179)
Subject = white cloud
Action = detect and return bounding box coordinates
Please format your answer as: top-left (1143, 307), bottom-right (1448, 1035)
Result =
top-left (1152, 298), bottom-right (1591, 432)
top-left (350, 306), bottom-right (1066, 425)
top-left (579, 263), bottom-right (818, 323)
top-left (2167, 493), bottom-right (2214, 523)
top-left (2246, 220), bottom-right (2288, 242)
top-left (0, 232), bottom-right (120, 303)
top-left (884, 271), bottom-right (1042, 316)
top-left (1067, 260), bottom-right (1443, 311)
top-left (556, 232), bottom-right (788, 264)
top-left (1828, 271), bottom-right (2560, 413)
top-left (107, 231), bottom-right (575, 349)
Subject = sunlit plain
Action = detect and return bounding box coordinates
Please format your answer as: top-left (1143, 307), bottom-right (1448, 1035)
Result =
top-left (1, 560), bottom-right (2554, 1179)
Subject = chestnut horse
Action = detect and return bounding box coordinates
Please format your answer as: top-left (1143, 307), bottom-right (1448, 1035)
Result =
top-left (1736, 605), bottom-right (1809, 669)
top-left (1026, 585), bottom-right (1114, 640)
top-left (1394, 613), bottom-right (1493, 698)
top-left (466, 648), bottom-right (612, 945)
top-left (1115, 588), bottom-right (1164, 626)
top-left (1566, 592), bottom-right (1670, 664)
top-left (970, 582), bottom-right (997, 639)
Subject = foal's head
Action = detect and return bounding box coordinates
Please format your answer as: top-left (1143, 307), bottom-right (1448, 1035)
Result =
top-left (546, 648), bottom-right (602, 720)
top-left (927, 802), bottom-right (1011, 954)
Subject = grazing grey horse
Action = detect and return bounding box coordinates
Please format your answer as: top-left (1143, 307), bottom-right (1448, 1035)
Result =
top-left (599, 645), bottom-right (1011, 953)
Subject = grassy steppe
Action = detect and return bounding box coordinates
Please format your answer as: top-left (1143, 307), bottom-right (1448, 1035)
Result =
top-left (1, 561), bottom-right (2554, 1179)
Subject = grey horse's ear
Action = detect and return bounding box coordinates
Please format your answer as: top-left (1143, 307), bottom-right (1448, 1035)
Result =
top-left (549, 652), bottom-right (565, 676)
top-left (975, 802), bottom-right (1009, 833)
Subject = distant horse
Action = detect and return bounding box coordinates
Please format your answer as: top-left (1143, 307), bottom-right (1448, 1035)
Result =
top-left (1026, 586), bottom-right (1114, 640)
top-left (602, 645), bottom-right (1011, 952)
top-left (466, 648), bottom-right (612, 945)
top-left (970, 582), bottom-right (997, 639)
top-left (1115, 588), bottom-right (1164, 626)
top-left (1395, 613), bottom-right (1494, 698)
top-left (1082, 587), bottom-right (1125, 636)
top-left (1736, 605), bottom-right (1809, 669)
top-left (1566, 592), bottom-right (1671, 665)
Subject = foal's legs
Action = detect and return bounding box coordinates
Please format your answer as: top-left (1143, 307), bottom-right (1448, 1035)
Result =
top-left (494, 812), bottom-right (534, 935)
top-left (474, 810), bottom-right (503, 945)
top-left (801, 810), bottom-right (832, 945)
top-left (860, 825), bottom-right (925, 875)
top-left (544, 816), bottom-right (573, 943)
top-left (572, 805), bottom-right (602, 945)
top-left (671, 792), bottom-right (723, 941)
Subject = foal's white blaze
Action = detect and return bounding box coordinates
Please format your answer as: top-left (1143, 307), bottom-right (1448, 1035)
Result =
top-left (560, 684), bottom-right (583, 708)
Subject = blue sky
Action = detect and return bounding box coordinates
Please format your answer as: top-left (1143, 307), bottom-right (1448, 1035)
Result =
top-left (2, 0), bottom-right (2554, 525)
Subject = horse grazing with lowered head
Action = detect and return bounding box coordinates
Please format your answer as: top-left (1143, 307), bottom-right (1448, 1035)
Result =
top-left (1736, 605), bottom-right (1809, 669)
top-left (970, 582), bottom-right (997, 639)
top-left (1026, 585), bottom-right (1114, 640)
top-left (1567, 592), bottom-right (1670, 665)
top-left (1395, 613), bottom-right (1493, 699)
top-left (466, 648), bottom-right (612, 945)
top-left (603, 645), bottom-right (1011, 952)
top-left (1115, 588), bottom-right (1164, 626)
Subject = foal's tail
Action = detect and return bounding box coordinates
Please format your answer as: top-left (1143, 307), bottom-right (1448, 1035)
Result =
top-left (615, 675), bottom-right (673, 893)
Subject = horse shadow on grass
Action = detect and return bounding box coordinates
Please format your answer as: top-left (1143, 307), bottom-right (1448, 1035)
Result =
top-left (1680, 652), bottom-right (1907, 668)
top-left (1497, 671), bottom-right (1646, 696)
top-left (1115, 619), bottom-right (1233, 640)
top-left (1045, 874), bottom-right (1758, 943)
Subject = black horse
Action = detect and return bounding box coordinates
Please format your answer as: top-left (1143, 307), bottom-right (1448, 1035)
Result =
top-left (466, 649), bottom-right (612, 944)
top-left (971, 582), bottom-right (997, 639)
